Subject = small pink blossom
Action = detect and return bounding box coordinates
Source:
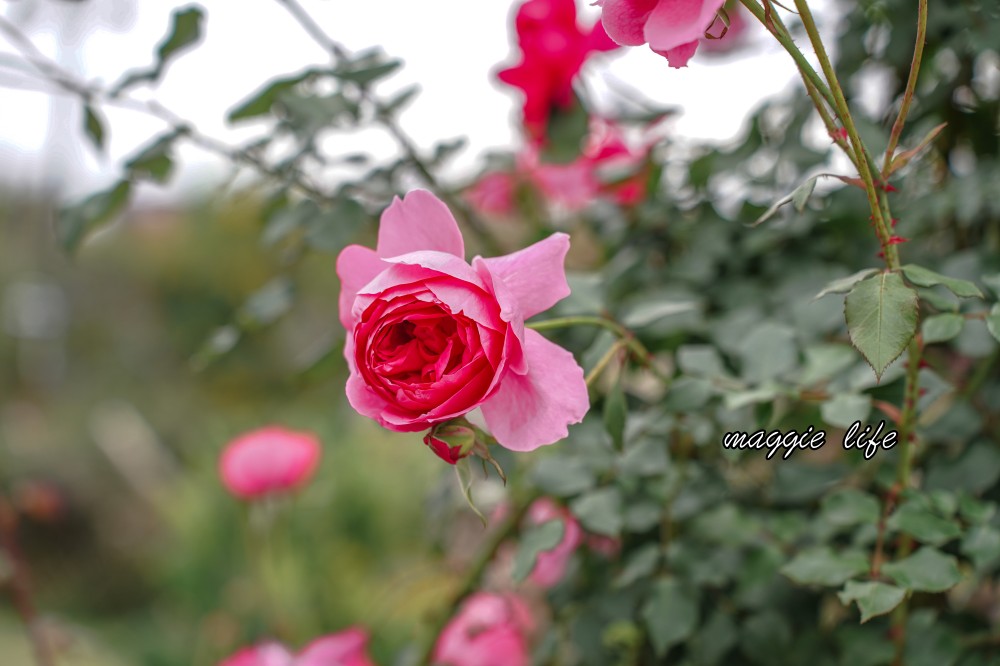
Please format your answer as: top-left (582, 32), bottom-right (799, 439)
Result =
top-left (219, 426), bottom-right (321, 500)
top-left (219, 628), bottom-right (376, 666)
top-left (337, 190), bottom-right (588, 453)
top-left (598, 0), bottom-right (728, 67)
top-left (432, 593), bottom-right (535, 666)
top-left (525, 498), bottom-right (584, 588)
top-left (497, 0), bottom-right (619, 143)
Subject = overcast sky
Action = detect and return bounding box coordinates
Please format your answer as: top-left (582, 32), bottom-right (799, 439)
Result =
top-left (0, 0), bottom-right (827, 203)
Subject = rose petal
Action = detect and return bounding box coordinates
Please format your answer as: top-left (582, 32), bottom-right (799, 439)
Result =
top-left (644, 0), bottom-right (726, 53)
top-left (478, 233), bottom-right (571, 320)
top-left (376, 189), bottom-right (465, 259)
top-left (600, 0), bottom-right (659, 46)
top-left (336, 245), bottom-right (387, 330)
top-left (652, 39), bottom-right (700, 67)
top-left (481, 329), bottom-right (588, 451)
top-left (219, 642), bottom-right (295, 666)
top-left (297, 627), bottom-right (375, 666)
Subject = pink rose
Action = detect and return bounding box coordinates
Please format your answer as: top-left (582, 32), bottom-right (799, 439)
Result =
top-left (497, 0), bottom-right (619, 143)
top-left (432, 592), bottom-right (535, 666)
top-left (219, 426), bottom-right (321, 500)
top-left (336, 190), bottom-right (588, 452)
top-left (219, 627), bottom-right (376, 666)
top-left (526, 498), bottom-right (584, 587)
top-left (598, 0), bottom-right (728, 67)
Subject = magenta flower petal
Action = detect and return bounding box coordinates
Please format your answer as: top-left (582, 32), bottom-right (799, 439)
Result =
top-left (481, 329), bottom-right (588, 451)
top-left (376, 189), bottom-right (464, 259)
top-left (336, 244), bottom-right (386, 330)
top-left (653, 39), bottom-right (700, 68)
top-left (433, 593), bottom-right (534, 666)
top-left (296, 627), bottom-right (376, 666)
top-left (600, 0), bottom-right (659, 46)
top-left (479, 233), bottom-right (571, 320)
top-left (218, 642), bottom-right (295, 666)
top-left (644, 0), bottom-right (726, 53)
top-left (219, 427), bottom-right (322, 500)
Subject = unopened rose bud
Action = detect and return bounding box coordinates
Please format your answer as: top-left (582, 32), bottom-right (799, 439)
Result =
top-left (424, 423), bottom-right (477, 465)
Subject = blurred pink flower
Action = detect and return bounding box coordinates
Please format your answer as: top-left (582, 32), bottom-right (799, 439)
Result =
top-left (526, 498), bottom-right (584, 587)
top-left (433, 593), bottom-right (535, 666)
top-left (219, 426), bottom-right (321, 500)
top-left (219, 628), bottom-right (376, 666)
top-left (336, 190), bottom-right (588, 453)
top-left (465, 171), bottom-right (517, 216)
top-left (598, 0), bottom-right (727, 67)
top-left (497, 0), bottom-right (619, 143)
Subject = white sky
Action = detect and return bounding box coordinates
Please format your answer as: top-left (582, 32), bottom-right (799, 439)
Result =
top-left (0, 0), bottom-right (828, 204)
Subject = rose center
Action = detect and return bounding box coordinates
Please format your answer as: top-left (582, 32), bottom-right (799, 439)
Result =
top-left (371, 312), bottom-right (466, 384)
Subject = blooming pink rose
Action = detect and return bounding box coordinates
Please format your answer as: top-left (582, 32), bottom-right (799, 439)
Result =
top-left (336, 190), bottom-right (588, 452)
top-left (526, 498), bottom-right (584, 587)
top-left (433, 593), bottom-right (535, 666)
top-left (598, 0), bottom-right (727, 67)
top-left (219, 426), bottom-right (321, 500)
top-left (497, 0), bottom-right (618, 143)
top-left (219, 628), bottom-right (376, 666)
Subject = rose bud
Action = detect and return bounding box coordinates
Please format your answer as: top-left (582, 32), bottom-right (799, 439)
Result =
top-left (424, 422), bottom-right (477, 465)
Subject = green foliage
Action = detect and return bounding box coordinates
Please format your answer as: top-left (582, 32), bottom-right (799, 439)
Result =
top-left (845, 272), bottom-right (919, 380)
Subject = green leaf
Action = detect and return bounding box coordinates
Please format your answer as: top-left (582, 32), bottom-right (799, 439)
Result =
top-left (615, 544), bottom-right (661, 588)
top-left (961, 525), bottom-right (1000, 569)
top-left (922, 313), bottom-right (965, 344)
top-left (677, 345), bottom-right (726, 377)
top-left (541, 96), bottom-right (589, 164)
top-left (570, 487), bottom-right (623, 537)
top-left (530, 457), bottom-right (594, 497)
top-left (845, 272), bottom-right (919, 381)
top-left (820, 393), bottom-right (871, 429)
top-left (125, 132), bottom-right (179, 184)
top-left (111, 6), bottom-right (204, 94)
top-left (738, 323), bottom-right (797, 383)
top-left (752, 175), bottom-right (821, 227)
top-left (820, 488), bottom-right (880, 527)
top-left (57, 180), bottom-right (132, 252)
top-left (621, 299), bottom-right (697, 328)
top-left (888, 503), bottom-right (962, 546)
top-left (82, 104), bottom-right (106, 153)
top-left (987, 303), bottom-right (1000, 343)
top-left (227, 68), bottom-right (327, 122)
top-left (603, 380), bottom-right (627, 451)
top-left (641, 578), bottom-right (698, 656)
top-left (379, 84), bottom-right (420, 117)
top-left (332, 58), bottom-right (402, 86)
top-left (238, 277), bottom-right (294, 327)
top-left (512, 520), bottom-right (565, 583)
top-left (882, 547), bottom-right (962, 592)
top-left (838, 581), bottom-right (906, 623)
top-left (781, 547), bottom-right (869, 586)
top-left (902, 264), bottom-right (983, 298)
top-left (814, 268), bottom-right (879, 300)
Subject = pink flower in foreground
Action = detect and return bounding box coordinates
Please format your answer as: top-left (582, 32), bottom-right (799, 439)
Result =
top-left (526, 498), bottom-right (584, 587)
top-left (336, 190), bottom-right (588, 453)
top-left (433, 593), bottom-right (535, 666)
top-left (219, 628), bottom-right (376, 666)
top-left (598, 0), bottom-right (728, 67)
top-left (219, 426), bottom-right (321, 500)
top-left (497, 0), bottom-right (618, 143)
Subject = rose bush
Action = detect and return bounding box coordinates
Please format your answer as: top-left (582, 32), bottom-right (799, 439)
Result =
top-left (598, 0), bottom-right (727, 67)
top-left (336, 190), bottom-right (588, 452)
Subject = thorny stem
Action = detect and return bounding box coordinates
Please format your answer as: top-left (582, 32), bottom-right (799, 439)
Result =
top-left (791, 0), bottom-right (898, 267)
top-left (271, 0), bottom-right (501, 255)
top-left (527, 316), bottom-right (669, 384)
top-left (882, 0), bottom-right (929, 176)
top-left (413, 493), bottom-right (538, 666)
top-left (0, 496), bottom-right (55, 666)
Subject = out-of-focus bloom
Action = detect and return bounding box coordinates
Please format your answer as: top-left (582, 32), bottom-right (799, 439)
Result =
top-left (219, 628), bottom-right (376, 666)
top-left (598, 0), bottom-right (727, 67)
top-left (336, 190), bottom-right (588, 453)
top-left (467, 120), bottom-right (652, 214)
top-left (219, 426), bottom-right (321, 500)
top-left (525, 498), bottom-right (584, 587)
top-left (432, 592), bottom-right (535, 666)
top-left (586, 533), bottom-right (623, 559)
top-left (497, 0), bottom-right (619, 142)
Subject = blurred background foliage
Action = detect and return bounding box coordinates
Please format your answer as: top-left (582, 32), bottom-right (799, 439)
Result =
top-left (1, 0), bottom-right (999, 664)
